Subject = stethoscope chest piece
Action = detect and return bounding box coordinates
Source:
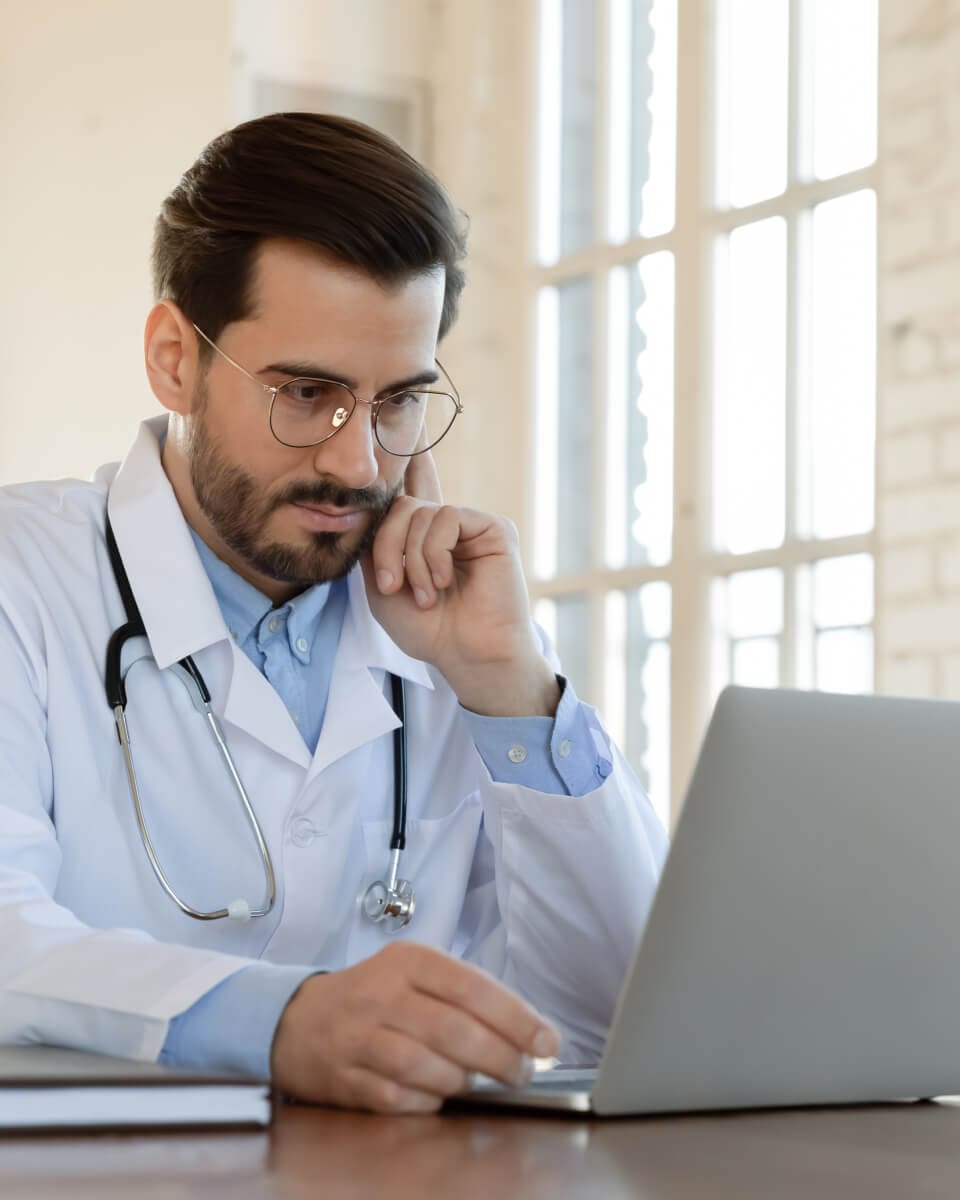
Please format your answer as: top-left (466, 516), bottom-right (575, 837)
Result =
top-left (362, 846), bottom-right (415, 932)
top-left (362, 877), bottom-right (416, 932)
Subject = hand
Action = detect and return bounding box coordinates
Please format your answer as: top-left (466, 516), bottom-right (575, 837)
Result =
top-left (269, 942), bottom-right (561, 1113)
top-left (361, 450), bottom-right (561, 717)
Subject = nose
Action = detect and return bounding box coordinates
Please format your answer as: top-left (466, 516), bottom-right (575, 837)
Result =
top-left (310, 401), bottom-right (380, 490)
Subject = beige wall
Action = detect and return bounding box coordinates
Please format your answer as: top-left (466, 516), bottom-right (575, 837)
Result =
top-left (0, 1), bottom-right (232, 484)
top-left (875, 0), bottom-right (960, 697)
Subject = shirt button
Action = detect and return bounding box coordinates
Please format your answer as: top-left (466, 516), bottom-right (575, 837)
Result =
top-left (507, 745), bottom-right (527, 764)
top-left (289, 710), bottom-right (299, 724)
top-left (558, 739), bottom-right (572, 758)
top-left (267, 616), bottom-right (282, 634)
top-left (296, 636), bottom-right (309, 653)
top-left (290, 817), bottom-right (316, 847)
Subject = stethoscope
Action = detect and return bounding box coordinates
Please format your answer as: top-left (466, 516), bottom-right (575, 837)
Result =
top-left (102, 517), bottom-right (416, 931)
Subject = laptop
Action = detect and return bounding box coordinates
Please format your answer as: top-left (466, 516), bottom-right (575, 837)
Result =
top-left (456, 685), bottom-right (960, 1115)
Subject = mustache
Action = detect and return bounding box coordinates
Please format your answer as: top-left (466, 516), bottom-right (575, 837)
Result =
top-left (270, 480), bottom-right (398, 512)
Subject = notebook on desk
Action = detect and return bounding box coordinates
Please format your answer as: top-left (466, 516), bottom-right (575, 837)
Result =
top-left (0, 1045), bottom-right (271, 1132)
top-left (455, 687), bottom-right (960, 1116)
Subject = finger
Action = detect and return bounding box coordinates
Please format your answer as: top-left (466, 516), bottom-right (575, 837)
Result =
top-left (360, 1027), bottom-right (470, 1098)
top-left (409, 949), bottom-right (560, 1059)
top-left (404, 441), bottom-right (444, 505)
top-left (336, 1065), bottom-right (442, 1115)
top-left (368, 496), bottom-right (432, 595)
top-left (401, 505), bottom-right (461, 606)
top-left (419, 505), bottom-right (462, 590)
top-left (391, 990), bottom-right (534, 1089)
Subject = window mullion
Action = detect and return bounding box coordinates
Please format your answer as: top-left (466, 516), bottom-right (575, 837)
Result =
top-left (670, 0), bottom-right (712, 826)
top-left (587, 0), bottom-right (613, 708)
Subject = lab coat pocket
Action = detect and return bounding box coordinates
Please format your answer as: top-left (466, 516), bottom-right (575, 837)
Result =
top-left (348, 791), bottom-right (484, 962)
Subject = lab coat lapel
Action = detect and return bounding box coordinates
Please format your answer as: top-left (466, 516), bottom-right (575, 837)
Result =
top-left (221, 644), bottom-right (312, 768)
top-left (306, 568), bottom-right (435, 781)
top-left (107, 417), bottom-right (311, 769)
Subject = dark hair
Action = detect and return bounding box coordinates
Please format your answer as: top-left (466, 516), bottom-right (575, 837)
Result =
top-left (152, 112), bottom-right (467, 352)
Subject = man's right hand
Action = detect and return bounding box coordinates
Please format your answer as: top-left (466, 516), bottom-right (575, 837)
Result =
top-left (269, 942), bottom-right (561, 1113)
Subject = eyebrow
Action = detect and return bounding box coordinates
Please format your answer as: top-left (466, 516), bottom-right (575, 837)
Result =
top-left (260, 361), bottom-right (441, 396)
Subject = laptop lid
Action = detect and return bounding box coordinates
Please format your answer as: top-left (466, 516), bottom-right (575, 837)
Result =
top-left (591, 686), bottom-right (960, 1115)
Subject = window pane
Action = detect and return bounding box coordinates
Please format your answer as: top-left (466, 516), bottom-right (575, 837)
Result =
top-left (808, 191), bottom-right (876, 539)
top-left (810, 0), bottom-right (878, 180)
top-left (535, 278), bottom-right (593, 578)
top-left (712, 218), bottom-right (787, 553)
top-left (727, 568), bottom-right (783, 638)
top-left (714, 0), bottom-right (789, 207)
top-left (812, 554), bottom-right (874, 629)
top-left (816, 628), bottom-right (873, 694)
top-left (536, 593), bottom-right (591, 700)
top-left (733, 637), bottom-right (780, 688)
top-left (605, 586), bottom-right (670, 827)
top-left (609, 0), bottom-right (677, 240)
top-left (606, 253), bottom-right (674, 568)
top-left (711, 569), bottom-right (783, 694)
top-left (539, 0), bottom-right (596, 260)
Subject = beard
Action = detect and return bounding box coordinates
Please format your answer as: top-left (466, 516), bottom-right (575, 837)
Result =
top-left (186, 394), bottom-right (401, 588)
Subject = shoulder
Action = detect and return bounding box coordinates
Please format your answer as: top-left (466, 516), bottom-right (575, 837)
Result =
top-left (0, 468), bottom-right (115, 558)
top-left (0, 470), bottom-right (117, 636)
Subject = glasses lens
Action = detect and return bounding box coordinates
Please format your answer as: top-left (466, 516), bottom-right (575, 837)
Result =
top-left (270, 379), bottom-right (356, 447)
top-left (375, 391), bottom-right (459, 455)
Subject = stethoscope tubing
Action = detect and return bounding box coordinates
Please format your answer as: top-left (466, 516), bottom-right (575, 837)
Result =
top-left (102, 515), bottom-right (411, 927)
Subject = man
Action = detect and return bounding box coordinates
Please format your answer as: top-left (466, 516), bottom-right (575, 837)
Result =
top-left (0, 113), bottom-right (667, 1113)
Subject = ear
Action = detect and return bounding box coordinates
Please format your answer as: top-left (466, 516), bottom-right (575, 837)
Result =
top-left (144, 301), bottom-right (201, 416)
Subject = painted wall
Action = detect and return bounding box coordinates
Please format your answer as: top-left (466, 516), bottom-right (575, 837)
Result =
top-left (0, 1), bottom-right (232, 483)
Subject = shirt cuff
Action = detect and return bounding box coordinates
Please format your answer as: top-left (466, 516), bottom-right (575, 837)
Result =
top-left (158, 961), bottom-right (318, 1080)
top-left (461, 675), bottom-right (614, 797)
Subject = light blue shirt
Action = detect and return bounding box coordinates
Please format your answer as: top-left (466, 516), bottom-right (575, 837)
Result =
top-left (159, 532), bottom-right (612, 1078)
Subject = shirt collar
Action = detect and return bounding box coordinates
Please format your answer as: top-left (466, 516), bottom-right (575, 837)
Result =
top-left (189, 526), bottom-right (338, 664)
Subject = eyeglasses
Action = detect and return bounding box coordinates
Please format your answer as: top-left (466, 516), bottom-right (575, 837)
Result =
top-left (192, 324), bottom-right (463, 457)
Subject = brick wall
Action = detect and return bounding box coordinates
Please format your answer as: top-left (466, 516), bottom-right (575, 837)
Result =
top-left (876, 0), bottom-right (960, 697)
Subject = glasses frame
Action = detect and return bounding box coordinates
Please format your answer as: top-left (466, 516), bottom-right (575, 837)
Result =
top-left (192, 323), bottom-right (463, 456)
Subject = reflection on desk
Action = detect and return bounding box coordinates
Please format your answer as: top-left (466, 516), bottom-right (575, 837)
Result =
top-left (5, 1099), bottom-right (960, 1199)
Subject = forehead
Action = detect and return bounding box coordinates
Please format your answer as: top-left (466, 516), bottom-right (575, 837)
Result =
top-left (244, 238), bottom-right (444, 354)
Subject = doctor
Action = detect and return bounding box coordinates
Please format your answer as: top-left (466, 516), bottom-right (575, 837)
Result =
top-left (0, 113), bottom-right (667, 1113)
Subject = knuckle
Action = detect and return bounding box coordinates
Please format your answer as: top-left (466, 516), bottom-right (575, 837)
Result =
top-left (368, 1077), bottom-right (403, 1113)
top-left (437, 1012), bottom-right (486, 1065)
top-left (386, 1041), bottom-right (423, 1083)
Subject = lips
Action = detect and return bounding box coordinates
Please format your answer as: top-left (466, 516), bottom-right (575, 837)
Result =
top-left (291, 502), bottom-right (368, 533)
top-left (295, 502), bottom-right (360, 517)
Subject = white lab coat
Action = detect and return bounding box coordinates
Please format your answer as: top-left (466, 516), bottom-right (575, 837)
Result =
top-left (0, 418), bottom-right (667, 1065)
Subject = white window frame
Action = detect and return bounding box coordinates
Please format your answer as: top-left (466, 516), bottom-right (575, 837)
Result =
top-left (523, 0), bottom-right (878, 827)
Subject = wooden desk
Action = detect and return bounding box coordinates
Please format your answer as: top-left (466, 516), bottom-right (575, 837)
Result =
top-left (3, 1099), bottom-right (960, 1198)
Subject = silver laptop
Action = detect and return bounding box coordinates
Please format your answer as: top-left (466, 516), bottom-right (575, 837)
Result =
top-left (457, 685), bottom-right (960, 1115)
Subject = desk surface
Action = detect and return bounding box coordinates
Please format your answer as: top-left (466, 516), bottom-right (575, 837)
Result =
top-left (4, 1099), bottom-right (960, 1198)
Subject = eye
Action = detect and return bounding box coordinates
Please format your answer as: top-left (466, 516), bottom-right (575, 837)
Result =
top-left (383, 390), bottom-right (425, 410)
top-left (281, 379), bottom-right (346, 406)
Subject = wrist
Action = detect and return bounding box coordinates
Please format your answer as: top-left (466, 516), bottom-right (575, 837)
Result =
top-left (447, 657), bottom-right (562, 718)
